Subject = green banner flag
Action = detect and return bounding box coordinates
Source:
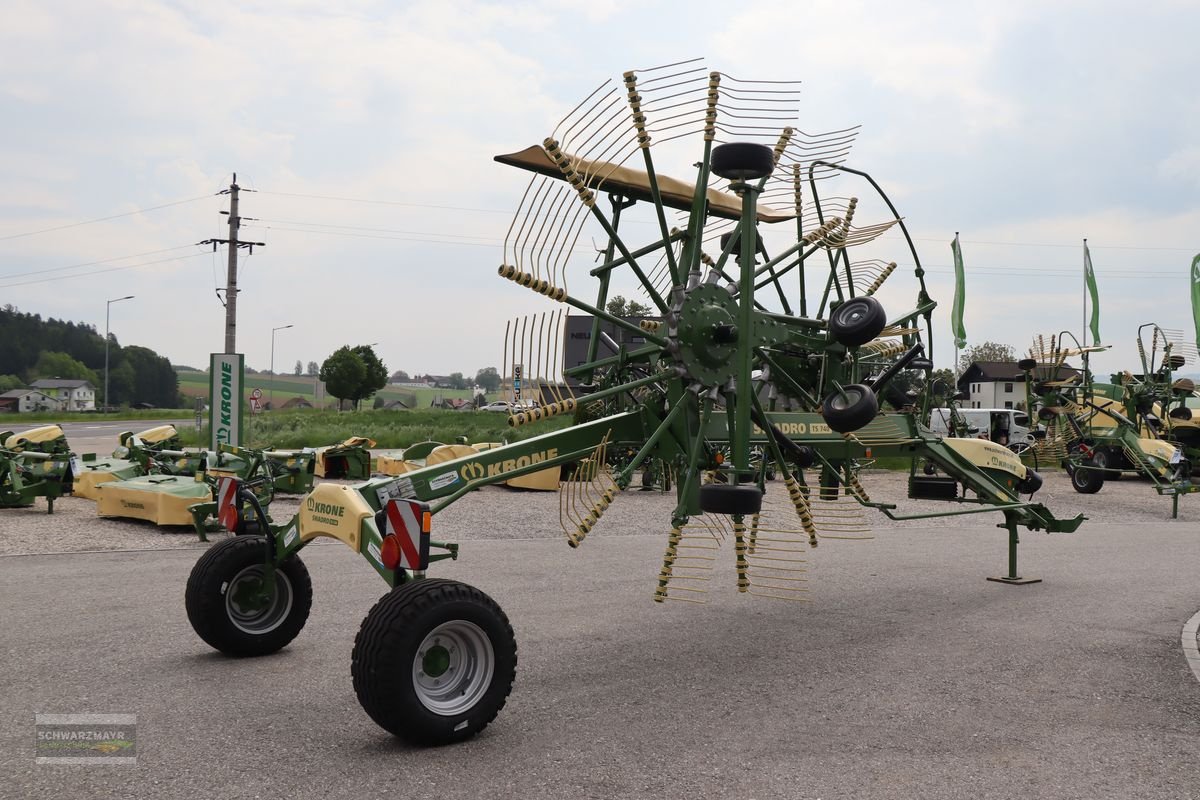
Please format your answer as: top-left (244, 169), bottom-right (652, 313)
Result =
top-left (950, 233), bottom-right (967, 350)
top-left (1083, 240), bottom-right (1100, 345)
top-left (1191, 253), bottom-right (1200, 349)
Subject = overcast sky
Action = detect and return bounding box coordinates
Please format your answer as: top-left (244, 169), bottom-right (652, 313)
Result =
top-left (2, 0), bottom-right (1198, 382)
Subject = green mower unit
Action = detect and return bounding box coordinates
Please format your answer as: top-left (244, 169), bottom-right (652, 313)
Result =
top-left (185, 61), bottom-right (1084, 746)
top-left (0, 425), bottom-right (75, 512)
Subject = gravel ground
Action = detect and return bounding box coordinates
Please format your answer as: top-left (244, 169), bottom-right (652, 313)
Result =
top-left (1, 469), bottom-right (1195, 557)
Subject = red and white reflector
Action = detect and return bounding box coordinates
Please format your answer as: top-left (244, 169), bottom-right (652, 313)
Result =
top-left (216, 476), bottom-right (242, 532)
top-left (382, 498), bottom-right (431, 571)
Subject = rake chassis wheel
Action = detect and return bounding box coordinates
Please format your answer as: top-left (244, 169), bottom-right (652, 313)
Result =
top-left (185, 536), bottom-right (313, 657)
top-left (352, 579), bottom-right (517, 746)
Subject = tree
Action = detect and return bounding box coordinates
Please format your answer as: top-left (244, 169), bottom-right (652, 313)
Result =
top-left (448, 372), bottom-right (467, 390)
top-left (474, 367), bottom-right (500, 392)
top-left (372, 395), bottom-right (386, 409)
top-left (320, 347), bottom-right (366, 412)
top-left (120, 345), bottom-right (181, 407)
top-left (306, 361), bottom-right (319, 377)
top-left (0, 374), bottom-right (23, 392)
top-left (294, 360), bottom-right (303, 376)
top-left (958, 342), bottom-right (1016, 375)
top-left (606, 295), bottom-right (653, 317)
top-left (350, 345), bottom-right (388, 409)
top-left (30, 351), bottom-right (99, 385)
top-left (390, 369), bottom-right (410, 383)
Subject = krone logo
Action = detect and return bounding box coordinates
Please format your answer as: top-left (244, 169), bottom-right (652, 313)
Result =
top-left (460, 461), bottom-right (485, 481)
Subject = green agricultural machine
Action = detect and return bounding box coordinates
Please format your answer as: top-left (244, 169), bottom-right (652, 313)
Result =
top-left (0, 425), bottom-right (75, 513)
top-left (1021, 328), bottom-right (1198, 515)
top-left (185, 61), bottom-right (1083, 746)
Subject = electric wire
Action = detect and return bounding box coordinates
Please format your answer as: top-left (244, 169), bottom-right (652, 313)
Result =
top-left (0, 195), bottom-right (212, 242)
top-left (0, 251), bottom-right (211, 289)
top-left (0, 244), bottom-right (199, 281)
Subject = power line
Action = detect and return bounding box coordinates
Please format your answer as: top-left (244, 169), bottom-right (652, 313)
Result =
top-left (0, 251), bottom-right (211, 289)
top-left (0, 244), bottom-right (198, 280)
top-left (243, 224), bottom-right (506, 248)
top-left (0, 195), bottom-right (212, 242)
top-left (256, 189), bottom-right (510, 215)
top-left (251, 217), bottom-right (503, 243)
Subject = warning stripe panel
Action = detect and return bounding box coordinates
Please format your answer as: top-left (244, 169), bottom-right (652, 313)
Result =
top-left (217, 478), bottom-right (239, 530)
top-left (385, 500), bottom-right (422, 570)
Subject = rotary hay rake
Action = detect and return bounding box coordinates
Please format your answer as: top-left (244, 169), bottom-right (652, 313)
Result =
top-left (1022, 327), bottom-right (1198, 515)
top-left (184, 60), bottom-right (1083, 746)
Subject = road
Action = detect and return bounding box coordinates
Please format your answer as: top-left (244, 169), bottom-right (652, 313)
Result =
top-left (1, 521), bottom-right (1198, 799)
top-left (51, 419), bottom-right (192, 456)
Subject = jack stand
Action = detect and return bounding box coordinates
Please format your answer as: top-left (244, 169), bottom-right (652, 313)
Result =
top-left (987, 518), bottom-right (1041, 585)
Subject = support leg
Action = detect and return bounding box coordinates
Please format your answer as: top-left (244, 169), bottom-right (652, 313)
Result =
top-left (986, 516), bottom-right (1041, 585)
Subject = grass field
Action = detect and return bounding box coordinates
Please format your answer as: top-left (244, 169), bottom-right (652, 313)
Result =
top-left (177, 407), bottom-right (572, 450)
top-left (175, 370), bottom-right (476, 409)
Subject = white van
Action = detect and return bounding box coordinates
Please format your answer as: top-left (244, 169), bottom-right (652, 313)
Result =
top-left (929, 408), bottom-right (1034, 451)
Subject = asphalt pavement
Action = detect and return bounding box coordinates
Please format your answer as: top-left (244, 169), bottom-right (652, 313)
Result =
top-left (1, 523), bottom-right (1198, 799)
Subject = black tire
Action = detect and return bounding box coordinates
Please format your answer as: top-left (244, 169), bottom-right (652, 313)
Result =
top-left (1090, 448), bottom-right (1121, 480)
top-left (821, 384), bottom-right (879, 433)
top-left (1170, 406), bottom-right (1193, 421)
top-left (698, 483), bottom-right (763, 515)
top-left (1017, 467), bottom-right (1043, 495)
top-left (1069, 462), bottom-right (1104, 494)
top-left (185, 536), bottom-right (312, 657)
top-left (1167, 354), bottom-right (1186, 370)
top-left (828, 296), bottom-right (887, 347)
top-left (710, 142), bottom-right (775, 181)
top-left (882, 383), bottom-right (909, 410)
top-left (352, 579), bottom-right (517, 746)
top-left (1017, 358), bottom-right (1038, 371)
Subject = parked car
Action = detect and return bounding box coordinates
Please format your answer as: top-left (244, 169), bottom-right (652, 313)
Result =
top-left (480, 401), bottom-right (514, 413)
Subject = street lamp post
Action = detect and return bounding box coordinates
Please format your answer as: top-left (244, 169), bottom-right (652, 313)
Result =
top-left (270, 324), bottom-right (293, 409)
top-left (104, 295), bottom-right (135, 412)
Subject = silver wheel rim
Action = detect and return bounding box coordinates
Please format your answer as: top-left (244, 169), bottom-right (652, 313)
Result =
top-left (412, 620), bottom-right (495, 716)
top-left (225, 565), bottom-right (293, 635)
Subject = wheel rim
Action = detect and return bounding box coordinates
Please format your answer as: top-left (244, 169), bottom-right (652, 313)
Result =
top-left (225, 565), bottom-right (293, 635)
top-left (830, 389), bottom-right (862, 411)
top-left (411, 620), bottom-right (495, 716)
top-left (838, 303), bottom-right (867, 327)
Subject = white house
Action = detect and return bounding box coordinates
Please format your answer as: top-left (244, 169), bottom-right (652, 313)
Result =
top-left (956, 361), bottom-right (1081, 409)
top-left (0, 389), bottom-right (59, 413)
top-left (29, 379), bottom-right (96, 411)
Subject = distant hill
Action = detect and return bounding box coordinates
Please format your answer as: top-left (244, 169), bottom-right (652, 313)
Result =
top-left (174, 368), bottom-right (474, 409)
top-left (1, 305), bottom-right (181, 407)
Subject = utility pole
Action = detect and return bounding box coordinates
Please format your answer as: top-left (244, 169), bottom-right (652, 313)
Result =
top-left (200, 173), bottom-right (265, 354)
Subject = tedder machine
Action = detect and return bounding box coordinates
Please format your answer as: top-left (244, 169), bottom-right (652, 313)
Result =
top-left (185, 61), bottom-right (1083, 745)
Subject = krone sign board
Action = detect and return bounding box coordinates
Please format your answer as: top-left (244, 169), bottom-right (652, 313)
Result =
top-left (209, 353), bottom-right (245, 449)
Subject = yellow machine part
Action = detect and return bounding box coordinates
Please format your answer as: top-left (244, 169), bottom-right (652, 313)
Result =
top-left (74, 472), bottom-right (120, 501)
top-left (96, 478), bottom-right (211, 525)
top-left (942, 438), bottom-right (1028, 479)
top-left (425, 444), bottom-right (480, 465)
top-left (1136, 438), bottom-right (1178, 465)
top-left (375, 453), bottom-right (418, 476)
top-left (313, 437), bottom-right (377, 477)
top-left (133, 425), bottom-right (179, 444)
top-left (4, 425), bottom-right (65, 449)
top-left (1088, 397), bottom-right (1123, 430)
top-left (297, 483), bottom-right (375, 550)
top-left (455, 441), bottom-right (558, 490)
top-left (506, 467), bottom-right (560, 491)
